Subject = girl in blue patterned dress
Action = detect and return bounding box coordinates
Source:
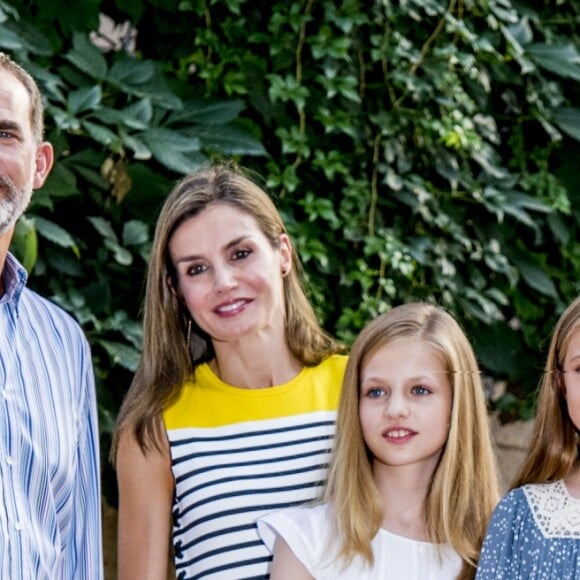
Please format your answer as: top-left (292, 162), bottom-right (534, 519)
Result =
top-left (476, 295), bottom-right (580, 579)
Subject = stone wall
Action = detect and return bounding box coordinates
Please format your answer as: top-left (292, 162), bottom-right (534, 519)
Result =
top-left (490, 417), bottom-right (535, 491)
top-left (103, 499), bottom-right (117, 580)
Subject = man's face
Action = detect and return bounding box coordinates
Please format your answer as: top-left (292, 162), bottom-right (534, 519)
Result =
top-left (0, 68), bottom-right (52, 236)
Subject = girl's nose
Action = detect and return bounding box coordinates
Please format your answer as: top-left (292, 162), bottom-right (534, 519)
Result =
top-left (385, 394), bottom-right (410, 419)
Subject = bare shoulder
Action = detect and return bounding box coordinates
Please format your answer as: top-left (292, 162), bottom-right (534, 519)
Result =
top-left (116, 425), bottom-right (173, 489)
top-left (270, 536), bottom-right (314, 580)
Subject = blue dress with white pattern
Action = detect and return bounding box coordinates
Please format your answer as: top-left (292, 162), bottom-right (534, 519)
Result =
top-left (476, 480), bottom-right (580, 579)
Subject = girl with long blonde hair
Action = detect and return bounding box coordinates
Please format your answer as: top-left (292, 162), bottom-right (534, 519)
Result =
top-left (259, 302), bottom-right (499, 579)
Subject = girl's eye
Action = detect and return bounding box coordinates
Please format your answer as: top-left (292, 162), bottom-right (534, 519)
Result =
top-left (412, 385), bottom-right (431, 396)
top-left (232, 248), bottom-right (251, 260)
top-left (366, 387), bottom-right (385, 399)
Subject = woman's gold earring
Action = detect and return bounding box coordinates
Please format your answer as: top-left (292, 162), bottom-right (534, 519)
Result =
top-left (187, 319), bottom-right (192, 349)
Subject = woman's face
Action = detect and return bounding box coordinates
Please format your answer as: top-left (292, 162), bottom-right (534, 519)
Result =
top-left (563, 328), bottom-right (580, 431)
top-left (168, 203), bottom-right (291, 345)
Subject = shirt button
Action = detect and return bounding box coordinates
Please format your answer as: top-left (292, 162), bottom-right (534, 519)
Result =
top-left (6, 457), bottom-right (13, 465)
top-left (15, 522), bottom-right (22, 530)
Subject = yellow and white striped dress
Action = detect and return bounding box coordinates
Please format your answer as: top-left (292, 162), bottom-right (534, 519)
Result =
top-left (163, 353), bottom-right (347, 580)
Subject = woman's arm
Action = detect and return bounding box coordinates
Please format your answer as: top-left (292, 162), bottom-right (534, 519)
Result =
top-left (270, 536), bottom-right (314, 580)
top-left (116, 428), bottom-right (175, 580)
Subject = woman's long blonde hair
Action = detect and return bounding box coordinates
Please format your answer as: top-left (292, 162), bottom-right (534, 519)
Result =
top-left (512, 295), bottom-right (580, 488)
top-left (324, 302), bottom-right (499, 579)
top-left (111, 163), bottom-right (344, 460)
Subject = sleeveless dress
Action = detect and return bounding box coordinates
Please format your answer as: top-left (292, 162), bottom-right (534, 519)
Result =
top-left (162, 354), bottom-right (347, 579)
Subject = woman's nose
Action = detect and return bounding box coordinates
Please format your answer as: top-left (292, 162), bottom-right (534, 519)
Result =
top-left (213, 264), bottom-right (237, 292)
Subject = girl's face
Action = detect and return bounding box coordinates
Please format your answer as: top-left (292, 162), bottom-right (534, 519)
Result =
top-left (563, 328), bottom-right (580, 431)
top-left (168, 203), bottom-right (291, 345)
top-left (359, 338), bottom-right (452, 475)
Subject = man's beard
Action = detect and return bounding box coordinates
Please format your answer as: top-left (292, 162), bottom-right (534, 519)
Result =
top-left (0, 175), bottom-right (33, 236)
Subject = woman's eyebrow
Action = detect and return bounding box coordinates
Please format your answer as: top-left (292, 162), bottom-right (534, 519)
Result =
top-left (173, 236), bottom-right (251, 265)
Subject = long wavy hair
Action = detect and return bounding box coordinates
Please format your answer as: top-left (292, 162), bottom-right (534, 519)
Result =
top-left (324, 303), bottom-right (499, 579)
top-left (511, 295), bottom-right (580, 488)
top-left (111, 163), bottom-right (344, 459)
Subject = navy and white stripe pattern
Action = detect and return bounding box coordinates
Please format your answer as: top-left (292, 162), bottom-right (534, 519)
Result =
top-left (0, 252), bottom-right (103, 579)
top-left (169, 412), bottom-right (337, 579)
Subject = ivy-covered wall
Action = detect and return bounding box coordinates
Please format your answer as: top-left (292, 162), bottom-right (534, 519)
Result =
top-left (1, 0), bottom-right (579, 498)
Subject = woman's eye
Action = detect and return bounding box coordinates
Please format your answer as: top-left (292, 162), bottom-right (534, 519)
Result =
top-left (232, 248), bottom-right (251, 260)
top-left (187, 264), bottom-right (206, 276)
top-left (412, 385), bottom-right (431, 396)
top-left (366, 387), bottom-right (385, 399)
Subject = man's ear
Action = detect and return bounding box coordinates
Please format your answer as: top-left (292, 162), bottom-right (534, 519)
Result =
top-left (32, 141), bottom-right (54, 190)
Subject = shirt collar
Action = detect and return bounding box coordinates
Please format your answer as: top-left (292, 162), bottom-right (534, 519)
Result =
top-left (1, 252), bottom-right (28, 305)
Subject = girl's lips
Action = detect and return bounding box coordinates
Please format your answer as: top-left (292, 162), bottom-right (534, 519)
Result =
top-left (382, 428), bottom-right (417, 443)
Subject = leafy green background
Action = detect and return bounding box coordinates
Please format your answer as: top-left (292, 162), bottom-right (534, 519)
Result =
top-left (2, 0), bottom-right (579, 503)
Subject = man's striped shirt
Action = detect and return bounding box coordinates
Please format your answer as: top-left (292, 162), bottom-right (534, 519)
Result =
top-left (163, 354), bottom-right (347, 579)
top-left (0, 252), bottom-right (103, 579)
